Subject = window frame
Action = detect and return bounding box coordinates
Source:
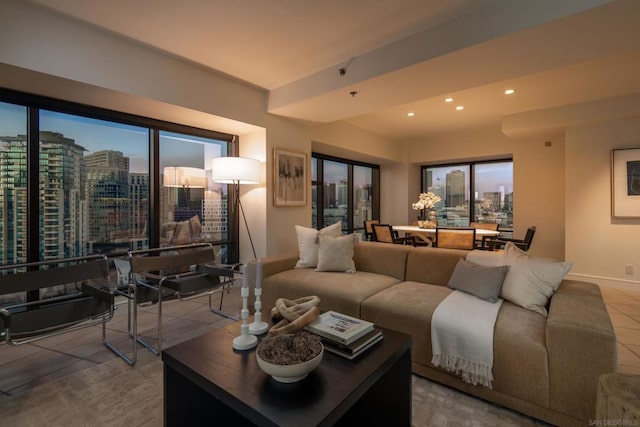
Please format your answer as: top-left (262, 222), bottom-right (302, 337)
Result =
top-left (312, 152), bottom-right (380, 233)
top-left (420, 158), bottom-right (513, 232)
top-left (0, 87), bottom-right (241, 266)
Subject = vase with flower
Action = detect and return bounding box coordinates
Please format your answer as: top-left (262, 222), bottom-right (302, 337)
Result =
top-left (412, 192), bottom-right (441, 229)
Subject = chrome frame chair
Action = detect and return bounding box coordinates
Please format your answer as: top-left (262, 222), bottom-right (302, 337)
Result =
top-left (0, 255), bottom-right (116, 350)
top-left (127, 243), bottom-right (238, 359)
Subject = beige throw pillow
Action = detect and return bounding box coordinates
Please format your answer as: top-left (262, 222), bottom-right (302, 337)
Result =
top-left (500, 242), bottom-right (572, 316)
top-left (316, 234), bottom-right (357, 273)
top-left (295, 221), bottom-right (342, 268)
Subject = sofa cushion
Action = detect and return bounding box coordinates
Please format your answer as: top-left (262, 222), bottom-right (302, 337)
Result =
top-left (316, 234), bottom-right (357, 273)
top-left (405, 247), bottom-right (468, 286)
top-left (447, 258), bottom-right (509, 302)
top-left (361, 281), bottom-right (550, 409)
top-left (263, 268), bottom-right (401, 317)
top-left (353, 241), bottom-right (409, 281)
top-left (361, 281), bottom-right (452, 367)
top-left (294, 221), bottom-right (342, 269)
top-left (491, 300), bottom-right (550, 409)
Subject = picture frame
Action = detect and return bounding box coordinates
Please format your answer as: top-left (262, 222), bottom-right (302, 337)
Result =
top-left (273, 148), bottom-right (307, 207)
top-left (611, 147), bottom-right (640, 218)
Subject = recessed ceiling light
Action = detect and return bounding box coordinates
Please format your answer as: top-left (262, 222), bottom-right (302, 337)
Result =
top-left (445, 97), bottom-right (454, 103)
top-left (407, 112), bottom-right (415, 117)
top-left (504, 89), bottom-right (515, 95)
top-left (456, 105), bottom-right (464, 111)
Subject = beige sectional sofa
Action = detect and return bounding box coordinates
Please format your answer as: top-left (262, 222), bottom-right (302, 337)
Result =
top-left (249, 241), bottom-right (617, 426)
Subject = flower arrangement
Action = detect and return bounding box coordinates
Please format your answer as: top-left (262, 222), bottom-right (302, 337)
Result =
top-left (412, 192), bottom-right (441, 228)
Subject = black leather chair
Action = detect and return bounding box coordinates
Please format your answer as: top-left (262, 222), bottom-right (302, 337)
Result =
top-left (126, 243), bottom-right (237, 359)
top-left (0, 255), bottom-right (115, 347)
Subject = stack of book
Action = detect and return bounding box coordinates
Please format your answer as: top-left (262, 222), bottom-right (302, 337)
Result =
top-left (304, 311), bottom-right (383, 360)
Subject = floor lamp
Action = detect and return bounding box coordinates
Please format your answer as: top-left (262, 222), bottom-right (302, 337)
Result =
top-left (211, 157), bottom-right (261, 260)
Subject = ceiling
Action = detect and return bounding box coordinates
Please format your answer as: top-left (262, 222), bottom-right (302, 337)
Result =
top-left (28, 0), bottom-right (640, 140)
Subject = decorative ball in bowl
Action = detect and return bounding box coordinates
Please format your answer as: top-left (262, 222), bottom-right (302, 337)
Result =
top-left (256, 332), bottom-right (323, 383)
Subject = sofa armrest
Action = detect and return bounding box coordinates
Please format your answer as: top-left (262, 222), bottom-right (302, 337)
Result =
top-left (546, 280), bottom-right (617, 422)
top-left (247, 253), bottom-right (298, 287)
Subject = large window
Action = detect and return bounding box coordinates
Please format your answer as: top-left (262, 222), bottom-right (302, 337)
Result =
top-left (422, 160), bottom-right (513, 230)
top-left (0, 89), bottom-right (238, 272)
top-left (312, 153), bottom-right (379, 233)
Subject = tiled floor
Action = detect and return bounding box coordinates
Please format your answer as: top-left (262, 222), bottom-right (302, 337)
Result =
top-left (599, 286), bottom-right (640, 375)
top-left (0, 283), bottom-right (639, 425)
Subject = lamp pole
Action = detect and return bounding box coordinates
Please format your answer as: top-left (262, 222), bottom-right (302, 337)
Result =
top-left (236, 180), bottom-right (257, 260)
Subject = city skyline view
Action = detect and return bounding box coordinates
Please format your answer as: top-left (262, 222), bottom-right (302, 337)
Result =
top-left (0, 102), bottom-right (231, 267)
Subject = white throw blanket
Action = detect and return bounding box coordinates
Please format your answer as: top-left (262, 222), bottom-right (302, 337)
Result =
top-left (431, 290), bottom-right (503, 388)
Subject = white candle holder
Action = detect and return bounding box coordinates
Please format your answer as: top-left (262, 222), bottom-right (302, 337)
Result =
top-left (249, 288), bottom-right (269, 335)
top-left (249, 259), bottom-right (269, 335)
top-left (233, 264), bottom-right (257, 350)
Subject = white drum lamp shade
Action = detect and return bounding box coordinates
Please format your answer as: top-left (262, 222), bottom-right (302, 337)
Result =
top-left (211, 157), bottom-right (261, 184)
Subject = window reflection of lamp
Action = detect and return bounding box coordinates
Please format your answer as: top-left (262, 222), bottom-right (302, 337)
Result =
top-left (163, 166), bottom-right (206, 209)
top-left (211, 157), bottom-right (260, 259)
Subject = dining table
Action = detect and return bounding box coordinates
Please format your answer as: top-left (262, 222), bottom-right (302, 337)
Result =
top-left (392, 225), bottom-right (500, 246)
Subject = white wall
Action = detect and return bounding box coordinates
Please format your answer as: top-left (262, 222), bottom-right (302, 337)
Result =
top-left (408, 126), bottom-right (566, 260)
top-left (565, 117), bottom-right (640, 287)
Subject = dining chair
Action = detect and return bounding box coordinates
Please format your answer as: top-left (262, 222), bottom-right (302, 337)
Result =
top-left (371, 224), bottom-right (415, 246)
top-left (485, 226), bottom-right (536, 251)
top-left (470, 222), bottom-right (499, 249)
top-left (434, 227), bottom-right (476, 250)
top-left (363, 219), bottom-right (380, 241)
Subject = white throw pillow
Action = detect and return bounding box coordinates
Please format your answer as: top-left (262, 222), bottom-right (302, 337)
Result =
top-left (500, 242), bottom-right (572, 317)
top-left (466, 249), bottom-right (506, 267)
top-left (294, 221), bottom-right (342, 268)
top-left (316, 233), bottom-right (357, 273)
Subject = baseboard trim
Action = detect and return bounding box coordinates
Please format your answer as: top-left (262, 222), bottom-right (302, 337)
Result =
top-left (565, 273), bottom-right (640, 292)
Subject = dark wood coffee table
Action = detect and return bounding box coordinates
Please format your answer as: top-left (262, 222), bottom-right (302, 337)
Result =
top-left (162, 322), bottom-right (412, 426)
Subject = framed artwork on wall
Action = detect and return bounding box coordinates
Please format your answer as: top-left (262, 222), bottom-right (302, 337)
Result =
top-left (611, 147), bottom-right (640, 218)
top-left (273, 148), bottom-right (307, 207)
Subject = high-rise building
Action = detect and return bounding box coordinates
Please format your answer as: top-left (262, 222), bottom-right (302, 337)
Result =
top-left (85, 150), bottom-right (130, 245)
top-left (1, 132), bottom-right (92, 261)
top-left (504, 192), bottom-right (514, 213)
top-left (0, 136), bottom-right (28, 264)
top-left (483, 191), bottom-right (502, 212)
top-left (324, 183), bottom-right (336, 208)
top-left (129, 173), bottom-right (149, 238)
top-left (337, 180), bottom-right (348, 207)
top-left (446, 170), bottom-right (466, 208)
top-left (424, 169), bottom-right (433, 190)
